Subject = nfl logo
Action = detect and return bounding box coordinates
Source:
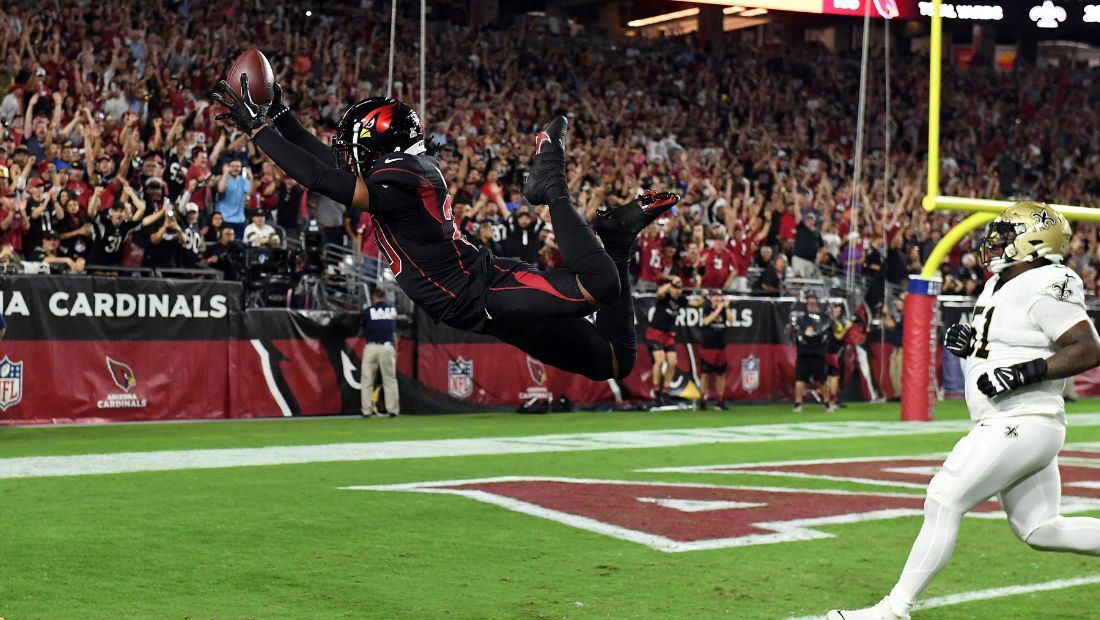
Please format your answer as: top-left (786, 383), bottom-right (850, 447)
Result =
top-left (0, 356), bottom-right (24, 411)
top-left (448, 357), bottom-right (475, 400)
top-left (741, 355), bottom-right (760, 394)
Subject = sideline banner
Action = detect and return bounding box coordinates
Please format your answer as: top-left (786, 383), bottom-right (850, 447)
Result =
top-left (26, 274), bottom-right (1100, 423)
top-left (0, 275), bottom-right (242, 423)
top-left (231, 310), bottom-right (364, 418)
top-left (626, 295), bottom-right (796, 402)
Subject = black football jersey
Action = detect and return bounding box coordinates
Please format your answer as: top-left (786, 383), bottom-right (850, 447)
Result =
top-left (366, 152), bottom-right (492, 330)
top-left (650, 294), bottom-right (681, 333)
top-left (700, 300), bottom-right (728, 349)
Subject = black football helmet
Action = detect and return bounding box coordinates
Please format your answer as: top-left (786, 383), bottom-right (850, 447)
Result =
top-left (332, 97), bottom-right (423, 177)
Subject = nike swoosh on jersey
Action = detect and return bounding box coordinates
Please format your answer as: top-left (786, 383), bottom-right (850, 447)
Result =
top-left (383, 157), bottom-right (403, 164)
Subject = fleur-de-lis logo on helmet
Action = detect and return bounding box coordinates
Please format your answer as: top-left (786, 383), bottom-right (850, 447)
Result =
top-left (1031, 209), bottom-right (1056, 231)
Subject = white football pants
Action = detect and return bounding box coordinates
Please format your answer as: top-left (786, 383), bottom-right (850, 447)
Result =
top-left (888, 415), bottom-right (1100, 613)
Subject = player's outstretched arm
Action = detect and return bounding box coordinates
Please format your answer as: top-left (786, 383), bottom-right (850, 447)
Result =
top-left (268, 83), bottom-right (337, 166)
top-left (211, 77), bottom-right (369, 212)
top-left (250, 127), bottom-right (366, 210)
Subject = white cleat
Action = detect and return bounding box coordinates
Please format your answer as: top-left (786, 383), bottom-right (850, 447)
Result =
top-left (826, 597), bottom-right (909, 620)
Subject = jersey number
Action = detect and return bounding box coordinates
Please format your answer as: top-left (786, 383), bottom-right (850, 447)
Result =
top-left (649, 249), bottom-right (662, 269)
top-left (441, 194), bottom-right (476, 249)
top-left (971, 305), bottom-right (995, 359)
top-left (441, 195), bottom-right (460, 241)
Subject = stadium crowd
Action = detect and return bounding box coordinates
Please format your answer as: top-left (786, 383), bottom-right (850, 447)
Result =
top-left (1, 0), bottom-right (1099, 312)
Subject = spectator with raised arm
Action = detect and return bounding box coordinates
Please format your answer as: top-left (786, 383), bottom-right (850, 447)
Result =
top-left (215, 160), bottom-right (249, 239)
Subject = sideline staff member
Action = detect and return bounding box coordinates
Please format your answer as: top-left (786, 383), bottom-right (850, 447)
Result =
top-left (645, 276), bottom-right (685, 405)
top-left (361, 287), bottom-right (400, 418)
top-left (791, 294), bottom-right (830, 412)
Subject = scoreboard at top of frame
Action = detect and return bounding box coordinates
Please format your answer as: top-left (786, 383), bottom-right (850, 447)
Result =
top-left (686, 0), bottom-right (1100, 27)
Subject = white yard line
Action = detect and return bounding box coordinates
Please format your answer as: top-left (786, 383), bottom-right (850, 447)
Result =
top-left (3, 414), bottom-right (1100, 479)
top-left (785, 574), bottom-right (1100, 620)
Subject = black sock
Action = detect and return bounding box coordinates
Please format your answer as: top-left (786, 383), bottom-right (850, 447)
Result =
top-left (548, 196), bottom-right (619, 305)
top-left (595, 259), bottom-right (637, 377)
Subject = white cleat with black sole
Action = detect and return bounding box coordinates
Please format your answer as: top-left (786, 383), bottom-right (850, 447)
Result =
top-left (826, 597), bottom-right (909, 620)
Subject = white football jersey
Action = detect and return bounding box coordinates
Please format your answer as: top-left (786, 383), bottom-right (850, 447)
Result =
top-left (963, 263), bottom-right (1089, 422)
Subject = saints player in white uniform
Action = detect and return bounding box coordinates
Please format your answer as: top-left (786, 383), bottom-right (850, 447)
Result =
top-left (828, 202), bottom-right (1100, 620)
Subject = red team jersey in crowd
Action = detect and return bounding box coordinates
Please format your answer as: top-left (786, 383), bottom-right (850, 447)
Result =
top-left (638, 233), bottom-right (671, 284)
top-left (778, 211), bottom-right (797, 241)
top-left (700, 244), bottom-right (735, 289)
top-left (728, 236), bottom-right (756, 277)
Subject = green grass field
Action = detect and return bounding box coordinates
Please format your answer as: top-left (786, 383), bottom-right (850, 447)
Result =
top-left (3, 400), bottom-right (1100, 619)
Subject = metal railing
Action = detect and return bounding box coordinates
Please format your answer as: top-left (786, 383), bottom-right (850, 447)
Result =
top-left (284, 238), bottom-right (386, 310)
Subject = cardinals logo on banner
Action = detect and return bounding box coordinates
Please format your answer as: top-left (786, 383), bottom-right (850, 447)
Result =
top-left (100, 357), bottom-right (147, 409)
top-left (527, 357), bottom-right (547, 386)
top-left (448, 357), bottom-right (474, 400)
top-left (106, 357), bottom-right (137, 392)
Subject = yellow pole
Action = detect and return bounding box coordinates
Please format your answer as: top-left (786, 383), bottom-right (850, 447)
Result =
top-left (926, 0), bottom-right (942, 201)
top-left (919, 212), bottom-right (996, 279)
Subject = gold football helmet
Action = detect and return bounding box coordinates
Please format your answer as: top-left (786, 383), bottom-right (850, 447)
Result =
top-left (979, 201), bottom-right (1070, 274)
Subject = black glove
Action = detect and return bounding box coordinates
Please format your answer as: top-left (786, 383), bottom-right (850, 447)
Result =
top-left (976, 358), bottom-right (1048, 398)
top-left (268, 82), bottom-right (289, 120)
top-left (943, 322), bottom-right (974, 358)
top-left (210, 74), bottom-right (268, 133)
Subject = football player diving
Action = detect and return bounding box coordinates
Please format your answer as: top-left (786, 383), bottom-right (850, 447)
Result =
top-left (829, 202), bottom-right (1100, 619)
top-left (211, 75), bottom-right (678, 381)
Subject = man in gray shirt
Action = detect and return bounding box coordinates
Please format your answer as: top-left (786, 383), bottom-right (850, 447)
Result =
top-left (312, 192), bottom-right (346, 246)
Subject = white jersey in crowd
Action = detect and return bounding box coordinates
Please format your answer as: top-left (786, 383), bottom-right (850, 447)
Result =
top-left (963, 263), bottom-right (1088, 422)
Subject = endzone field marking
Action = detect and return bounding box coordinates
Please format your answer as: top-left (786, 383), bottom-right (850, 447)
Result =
top-left (4, 414), bottom-right (1100, 479)
top-left (344, 476), bottom-right (940, 553)
top-left (343, 476), bottom-right (1100, 552)
top-left (785, 574), bottom-right (1100, 620)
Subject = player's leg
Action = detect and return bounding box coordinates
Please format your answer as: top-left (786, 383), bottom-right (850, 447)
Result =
top-left (885, 418), bottom-right (1063, 615)
top-left (1001, 421), bottom-right (1100, 554)
top-left (484, 258), bottom-right (600, 321)
top-left (521, 117), bottom-right (619, 307)
top-left (360, 344), bottom-right (378, 417)
top-left (483, 258), bottom-right (643, 381)
top-left (483, 317), bottom-right (626, 381)
top-left (513, 116), bottom-right (677, 379)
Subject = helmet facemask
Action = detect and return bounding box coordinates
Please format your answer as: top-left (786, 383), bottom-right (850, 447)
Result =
top-left (980, 220), bottom-right (1023, 274)
top-left (332, 139), bottom-right (377, 178)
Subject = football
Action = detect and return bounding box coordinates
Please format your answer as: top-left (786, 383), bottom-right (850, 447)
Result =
top-left (226, 49), bottom-right (275, 105)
